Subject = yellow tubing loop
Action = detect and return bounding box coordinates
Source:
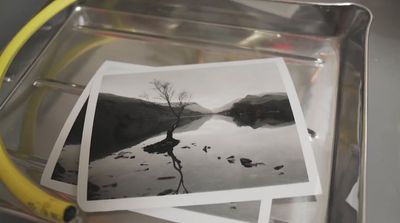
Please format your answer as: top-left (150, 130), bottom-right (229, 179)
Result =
top-left (0, 0), bottom-right (78, 222)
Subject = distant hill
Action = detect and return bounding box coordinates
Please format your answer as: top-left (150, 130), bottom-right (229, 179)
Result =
top-left (185, 103), bottom-right (212, 114)
top-left (212, 98), bottom-right (242, 113)
top-left (158, 102), bottom-right (212, 114)
top-left (74, 93), bottom-right (203, 161)
top-left (219, 93), bottom-right (294, 128)
top-left (234, 93), bottom-right (288, 105)
top-left (214, 93), bottom-right (288, 113)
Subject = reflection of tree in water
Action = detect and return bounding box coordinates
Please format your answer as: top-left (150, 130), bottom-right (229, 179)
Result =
top-left (142, 79), bottom-right (191, 194)
top-left (144, 138), bottom-right (189, 194)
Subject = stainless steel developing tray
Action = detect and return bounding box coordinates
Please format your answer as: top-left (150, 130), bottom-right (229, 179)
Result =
top-left (0, 0), bottom-right (371, 222)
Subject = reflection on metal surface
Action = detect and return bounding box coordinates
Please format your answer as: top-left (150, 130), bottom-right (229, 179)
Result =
top-left (0, 205), bottom-right (46, 223)
top-left (76, 24), bottom-right (324, 65)
top-left (0, 6), bottom-right (73, 106)
top-left (33, 79), bottom-right (84, 95)
top-left (16, 36), bottom-right (113, 160)
top-left (3, 77), bottom-right (12, 83)
top-left (0, 1), bottom-right (371, 223)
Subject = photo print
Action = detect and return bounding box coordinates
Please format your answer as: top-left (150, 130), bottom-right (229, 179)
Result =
top-left (41, 61), bottom-right (271, 222)
top-left (41, 62), bottom-right (152, 193)
top-left (78, 58), bottom-right (320, 211)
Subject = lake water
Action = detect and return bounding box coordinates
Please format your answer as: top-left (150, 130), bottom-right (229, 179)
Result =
top-left (88, 115), bottom-right (308, 200)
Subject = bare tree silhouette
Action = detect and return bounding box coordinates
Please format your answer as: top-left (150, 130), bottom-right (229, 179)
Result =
top-left (143, 80), bottom-right (191, 194)
top-left (151, 80), bottom-right (191, 140)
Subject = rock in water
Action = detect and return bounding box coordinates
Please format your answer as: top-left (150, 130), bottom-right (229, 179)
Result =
top-left (240, 158), bottom-right (254, 168)
top-left (88, 182), bottom-right (100, 192)
top-left (240, 158), bottom-right (252, 164)
top-left (158, 189), bottom-right (175, 196)
top-left (136, 168), bottom-right (150, 172)
top-left (240, 158), bottom-right (266, 168)
top-left (157, 176), bottom-right (176, 180)
top-left (115, 155), bottom-right (127, 159)
top-left (274, 165), bottom-right (284, 170)
top-left (227, 155), bottom-right (236, 163)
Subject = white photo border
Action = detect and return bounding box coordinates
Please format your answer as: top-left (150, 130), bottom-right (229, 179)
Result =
top-left (137, 199), bottom-right (271, 223)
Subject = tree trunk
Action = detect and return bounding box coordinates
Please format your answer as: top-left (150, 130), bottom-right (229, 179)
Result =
top-left (166, 118), bottom-right (180, 140)
top-left (166, 107), bottom-right (184, 140)
top-left (166, 129), bottom-right (174, 140)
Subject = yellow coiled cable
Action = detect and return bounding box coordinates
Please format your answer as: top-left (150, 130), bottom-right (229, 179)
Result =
top-left (0, 0), bottom-right (78, 222)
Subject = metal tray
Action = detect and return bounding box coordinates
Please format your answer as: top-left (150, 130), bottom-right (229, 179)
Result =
top-left (0, 0), bottom-right (371, 222)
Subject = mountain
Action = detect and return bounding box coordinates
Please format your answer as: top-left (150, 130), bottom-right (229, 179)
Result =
top-left (185, 103), bottom-right (212, 114)
top-left (219, 93), bottom-right (294, 128)
top-left (214, 93), bottom-right (288, 113)
top-left (235, 93), bottom-right (288, 105)
top-left (212, 98), bottom-right (242, 113)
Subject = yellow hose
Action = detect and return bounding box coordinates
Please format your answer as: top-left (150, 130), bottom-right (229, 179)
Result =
top-left (0, 0), bottom-right (78, 222)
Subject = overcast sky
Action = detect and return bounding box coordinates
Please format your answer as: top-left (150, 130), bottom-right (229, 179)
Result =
top-left (100, 62), bottom-right (286, 110)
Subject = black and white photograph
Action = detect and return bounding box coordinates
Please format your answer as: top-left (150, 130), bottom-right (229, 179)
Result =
top-left (41, 61), bottom-right (272, 222)
top-left (50, 101), bottom-right (87, 186)
top-left (41, 62), bottom-right (153, 193)
top-left (78, 59), bottom-right (320, 211)
top-left (88, 73), bottom-right (303, 196)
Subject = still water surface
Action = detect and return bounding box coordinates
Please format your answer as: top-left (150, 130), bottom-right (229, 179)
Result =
top-left (88, 115), bottom-right (308, 200)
